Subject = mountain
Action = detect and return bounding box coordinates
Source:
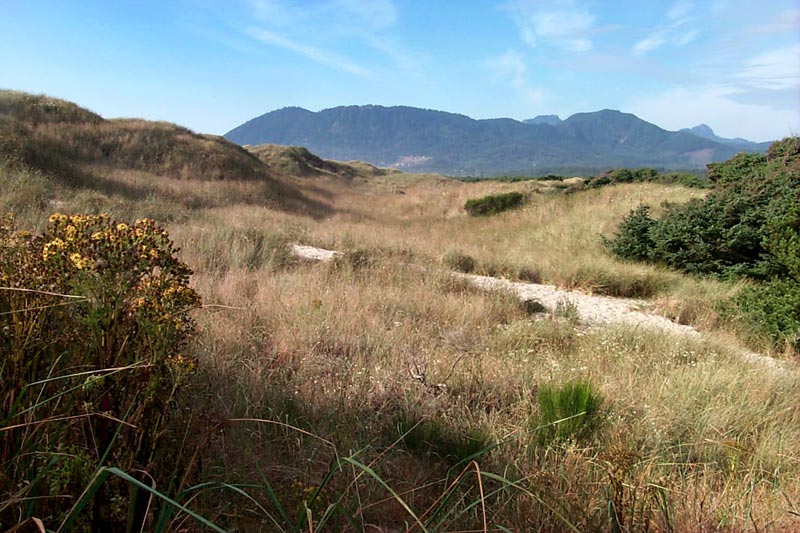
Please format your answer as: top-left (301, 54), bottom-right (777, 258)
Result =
top-left (524, 115), bottom-right (562, 126)
top-left (226, 105), bottom-right (766, 176)
top-left (680, 124), bottom-right (772, 151)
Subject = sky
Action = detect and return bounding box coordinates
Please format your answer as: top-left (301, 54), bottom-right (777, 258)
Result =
top-left (1, 0), bottom-right (798, 142)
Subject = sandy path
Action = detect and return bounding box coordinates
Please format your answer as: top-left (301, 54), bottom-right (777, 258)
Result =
top-left (461, 273), bottom-right (698, 335)
top-left (293, 244), bottom-right (783, 368)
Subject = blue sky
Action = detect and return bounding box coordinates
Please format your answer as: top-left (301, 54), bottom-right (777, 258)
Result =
top-left (2, 0), bottom-right (798, 142)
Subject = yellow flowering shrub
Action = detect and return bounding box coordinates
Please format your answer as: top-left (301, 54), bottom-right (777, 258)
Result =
top-left (1, 212), bottom-right (202, 530)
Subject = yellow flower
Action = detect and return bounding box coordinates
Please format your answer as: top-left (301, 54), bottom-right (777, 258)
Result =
top-left (69, 253), bottom-right (92, 270)
top-left (167, 354), bottom-right (197, 373)
top-left (91, 231), bottom-right (105, 241)
top-left (43, 238), bottom-right (67, 260)
top-left (117, 223), bottom-right (130, 232)
top-left (64, 225), bottom-right (77, 240)
top-left (48, 213), bottom-right (68, 224)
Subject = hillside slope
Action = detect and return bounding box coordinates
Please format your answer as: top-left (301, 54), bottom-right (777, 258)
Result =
top-left (246, 143), bottom-right (394, 180)
top-left (225, 105), bottom-right (759, 175)
top-left (0, 91), bottom-right (323, 216)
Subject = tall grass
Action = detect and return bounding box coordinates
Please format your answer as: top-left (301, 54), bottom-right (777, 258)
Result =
top-left (3, 94), bottom-right (799, 529)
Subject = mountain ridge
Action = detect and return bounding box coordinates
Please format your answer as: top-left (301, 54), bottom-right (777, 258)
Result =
top-left (225, 105), bottom-right (770, 176)
top-left (680, 124), bottom-right (772, 151)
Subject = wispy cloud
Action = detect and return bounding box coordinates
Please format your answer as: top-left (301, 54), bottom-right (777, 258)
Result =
top-left (745, 8), bottom-right (800, 35)
top-left (246, 27), bottom-right (371, 77)
top-left (633, 0), bottom-right (698, 55)
top-left (487, 50), bottom-right (545, 105)
top-left (667, 0), bottom-right (694, 23)
top-left (736, 44), bottom-right (800, 90)
top-left (244, 0), bottom-right (423, 77)
top-left (633, 34), bottom-right (667, 55)
top-left (629, 84), bottom-right (798, 141)
top-left (508, 0), bottom-right (596, 52)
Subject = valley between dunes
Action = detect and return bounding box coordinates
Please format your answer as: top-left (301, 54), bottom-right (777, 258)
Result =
top-left (2, 92), bottom-right (799, 532)
top-left (293, 243), bottom-right (783, 370)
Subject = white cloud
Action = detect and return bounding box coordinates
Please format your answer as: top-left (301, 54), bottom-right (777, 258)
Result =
top-left (736, 44), bottom-right (800, 91)
top-left (667, 0), bottom-right (694, 22)
top-left (246, 27), bottom-right (371, 77)
top-left (487, 50), bottom-right (545, 105)
top-left (628, 85), bottom-right (798, 142)
top-left (633, 33), bottom-right (667, 55)
top-left (746, 8), bottom-right (800, 35)
top-left (531, 8), bottom-right (594, 37)
top-left (509, 0), bottom-right (596, 52)
top-left (632, 0), bottom-right (698, 55)
top-left (243, 0), bottom-right (421, 76)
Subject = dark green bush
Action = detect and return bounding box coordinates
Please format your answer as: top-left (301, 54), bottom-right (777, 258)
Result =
top-left (605, 137), bottom-right (800, 350)
top-left (729, 280), bottom-right (800, 352)
top-left (586, 168), bottom-right (709, 190)
top-left (603, 205), bottom-right (657, 262)
top-left (464, 191), bottom-right (525, 216)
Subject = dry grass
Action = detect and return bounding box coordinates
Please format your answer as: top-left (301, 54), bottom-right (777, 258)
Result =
top-left (184, 251), bottom-right (800, 530)
top-left (3, 95), bottom-right (799, 529)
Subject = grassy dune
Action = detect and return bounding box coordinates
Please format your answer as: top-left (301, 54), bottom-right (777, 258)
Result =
top-left (2, 93), bottom-right (799, 531)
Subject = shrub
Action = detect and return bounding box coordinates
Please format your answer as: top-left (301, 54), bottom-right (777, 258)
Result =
top-left (554, 297), bottom-right (580, 322)
top-left (521, 298), bottom-right (547, 315)
top-left (603, 205), bottom-right (657, 262)
top-left (1, 212), bottom-right (202, 530)
top-left (442, 249), bottom-right (477, 273)
top-left (729, 279), bottom-right (800, 353)
top-left (605, 138), bottom-right (800, 348)
top-left (586, 168), bottom-right (709, 190)
top-left (464, 191), bottom-right (525, 216)
top-left (607, 138), bottom-right (800, 279)
top-left (531, 379), bottom-right (605, 445)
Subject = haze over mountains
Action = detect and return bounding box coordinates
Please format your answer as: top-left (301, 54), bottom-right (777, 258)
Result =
top-left (224, 105), bottom-right (771, 176)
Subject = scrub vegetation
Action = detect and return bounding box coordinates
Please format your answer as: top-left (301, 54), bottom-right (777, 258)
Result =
top-left (2, 92), bottom-right (799, 532)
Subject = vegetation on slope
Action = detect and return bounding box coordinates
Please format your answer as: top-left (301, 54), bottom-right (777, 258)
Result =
top-left (1, 214), bottom-right (202, 530)
top-left (2, 92), bottom-right (799, 531)
top-left (464, 191), bottom-right (525, 216)
top-left (607, 137), bottom-right (800, 352)
top-left (247, 143), bottom-right (393, 180)
top-left (0, 90), bottom-right (322, 219)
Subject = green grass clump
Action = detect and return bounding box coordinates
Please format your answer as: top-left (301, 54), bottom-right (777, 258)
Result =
top-left (464, 191), bottom-right (525, 216)
top-left (532, 379), bottom-right (605, 445)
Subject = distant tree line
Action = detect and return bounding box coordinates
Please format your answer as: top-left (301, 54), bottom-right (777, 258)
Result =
top-left (457, 167), bottom-right (708, 189)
